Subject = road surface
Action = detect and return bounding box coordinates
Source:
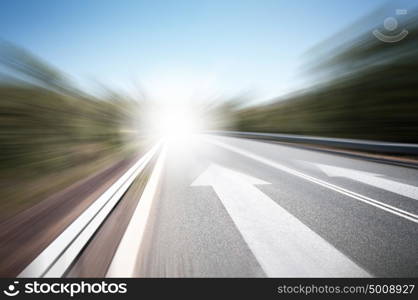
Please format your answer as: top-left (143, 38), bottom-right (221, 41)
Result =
top-left (133, 135), bottom-right (418, 277)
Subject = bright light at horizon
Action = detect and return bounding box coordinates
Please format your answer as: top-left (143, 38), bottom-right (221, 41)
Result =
top-left (144, 103), bottom-right (205, 147)
top-left (156, 107), bottom-right (200, 139)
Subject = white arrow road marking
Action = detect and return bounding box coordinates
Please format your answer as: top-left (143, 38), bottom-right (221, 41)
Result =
top-left (311, 163), bottom-right (418, 200)
top-left (205, 138), bottom-right (418, 224)
top-left (192, 164), bottom-right (369, 277)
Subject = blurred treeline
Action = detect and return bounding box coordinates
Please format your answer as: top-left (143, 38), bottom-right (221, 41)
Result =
top-left (233, 8), bottom-right (418, 143)
top-left (0, 43), bottom-right (142, 217)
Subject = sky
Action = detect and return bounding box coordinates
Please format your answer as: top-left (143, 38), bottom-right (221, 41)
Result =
top-left (0, 0), bottom-right (407, 103)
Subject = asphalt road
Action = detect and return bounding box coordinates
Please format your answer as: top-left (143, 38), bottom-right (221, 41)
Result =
top-left (135, 135), bottom-right (418, 277)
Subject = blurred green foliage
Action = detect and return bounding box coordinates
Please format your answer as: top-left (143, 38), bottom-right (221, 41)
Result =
top-left (0, 44), bottom-right (142, 175)
top-left (1, 86), bottom-right (140, 174)
top-left (233, 11), bottom-right (418, 143)
top-left (0, 44), bottom-right (143, 217)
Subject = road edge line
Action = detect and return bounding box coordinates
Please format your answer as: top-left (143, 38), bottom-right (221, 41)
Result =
top-left (106, 145), bottom-right (167, 277)
top-left (18, 143), bottom-right (161, 278)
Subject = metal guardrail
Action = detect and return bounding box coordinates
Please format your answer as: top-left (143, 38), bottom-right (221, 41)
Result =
top-left (213, 131), bottom-right (418, 155)
top-left (18, 142), bottom-right (162, 278)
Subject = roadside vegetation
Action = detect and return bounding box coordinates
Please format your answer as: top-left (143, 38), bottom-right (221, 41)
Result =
top-left (0, 43), bottom-right (144, 219)
top-left (231, 9), bottom-right (418, 143)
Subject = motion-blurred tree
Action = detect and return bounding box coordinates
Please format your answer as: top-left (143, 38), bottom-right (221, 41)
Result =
top-left (233, 9), bottom-right (418, 142)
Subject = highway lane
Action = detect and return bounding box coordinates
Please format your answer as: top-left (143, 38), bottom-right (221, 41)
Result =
top-left (134, 135), bottom-right (418, 277)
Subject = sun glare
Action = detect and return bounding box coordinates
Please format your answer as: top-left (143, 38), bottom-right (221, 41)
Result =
top-left (147, 105), bottom-right (203, 145)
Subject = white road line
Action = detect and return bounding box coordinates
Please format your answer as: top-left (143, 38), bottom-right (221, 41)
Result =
top-left (310, 162), bottom-right (418, 200)
top-left (192, 164), bottom-right (369, 277)
top-left (18, 143), bottom-right (161, 278)
top-left (106, 145), bottom-right (167, 277)
top-left (206, 138), bottom-right (418, 224)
